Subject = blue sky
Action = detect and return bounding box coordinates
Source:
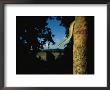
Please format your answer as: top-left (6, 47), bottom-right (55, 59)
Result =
top-left (19, 16), bottom-right (67, 50)
top-left (44, 17), bottom-right (66, 49)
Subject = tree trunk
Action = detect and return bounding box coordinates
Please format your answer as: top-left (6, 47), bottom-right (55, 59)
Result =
top-left (73, 16), bottom-right (88, 74)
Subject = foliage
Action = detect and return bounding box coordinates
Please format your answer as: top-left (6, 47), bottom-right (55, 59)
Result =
top-left (16, 16), bottom-right (55, 53)
top-left (56, 16), bottom-right (75, 37)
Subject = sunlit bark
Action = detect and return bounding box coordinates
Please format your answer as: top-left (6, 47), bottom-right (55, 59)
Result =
top-left (73, 16), bottom-right (88, 74)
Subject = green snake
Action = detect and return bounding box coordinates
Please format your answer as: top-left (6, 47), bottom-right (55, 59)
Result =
top-left (57, 21), bottom-right (75, 47)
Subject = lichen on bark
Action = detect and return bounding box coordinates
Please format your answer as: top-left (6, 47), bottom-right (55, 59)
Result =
top-left (73, 16), bottom-right (88, 74)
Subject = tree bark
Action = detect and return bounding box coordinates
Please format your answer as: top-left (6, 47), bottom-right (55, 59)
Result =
top-left (73, 16), bottom-right (88, 74)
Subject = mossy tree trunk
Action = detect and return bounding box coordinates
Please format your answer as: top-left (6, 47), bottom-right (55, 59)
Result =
top-left (73, 16), bottom-right (88, 74)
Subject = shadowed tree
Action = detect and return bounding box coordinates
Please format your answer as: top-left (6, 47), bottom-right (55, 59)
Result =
top-left (56, 16), bottom-right (75, 74)
top-left (16, 16), bottom-right (55, 74)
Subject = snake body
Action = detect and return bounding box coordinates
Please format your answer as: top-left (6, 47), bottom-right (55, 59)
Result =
top-left (58, 21), bottom-right (75, 47)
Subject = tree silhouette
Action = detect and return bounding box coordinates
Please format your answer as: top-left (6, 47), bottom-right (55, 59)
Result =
top-left (16, 16), bottom-right (55, 74)
top-left (16, 16), bottom-right (55, 54)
